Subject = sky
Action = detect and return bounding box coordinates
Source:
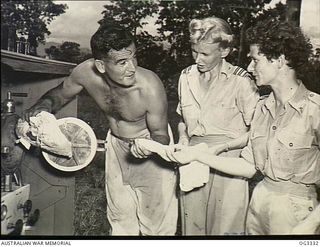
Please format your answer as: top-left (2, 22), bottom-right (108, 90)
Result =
top-left (46, 0), bottom-right (319, 49)
top-left (46, 1), bottom-right (105, 47)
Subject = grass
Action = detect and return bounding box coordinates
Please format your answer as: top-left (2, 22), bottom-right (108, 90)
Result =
top-left (74, 91), bottom-right (110, 236)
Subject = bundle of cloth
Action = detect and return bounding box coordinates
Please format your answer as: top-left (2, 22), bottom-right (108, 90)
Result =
top-left (15, 111), bottom-right (72, 158)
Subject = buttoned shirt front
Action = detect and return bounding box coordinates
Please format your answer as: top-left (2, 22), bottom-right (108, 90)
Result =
top-left (176, 59), bottom-right (259, 138)
top-left (241, 83), bottom-right (320, 184)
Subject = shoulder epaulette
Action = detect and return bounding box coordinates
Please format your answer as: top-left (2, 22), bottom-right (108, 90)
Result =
top-left (182, 65), bottom-right (192, 74)
top-left (259, 94), bottom-right (269, 100)
top-left (233, 66), bottom-right (253, 80)
top-left (308, 92), bottom-right (320, 106)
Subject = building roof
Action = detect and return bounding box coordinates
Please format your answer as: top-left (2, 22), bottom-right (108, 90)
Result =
top-left (1, 49), bottom-right (76, 75)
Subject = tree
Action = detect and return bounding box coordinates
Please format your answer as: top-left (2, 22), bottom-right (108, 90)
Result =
top-left (99, 0), bottom-right (158, 36)
top-left (156, 0), bottom-right (275, 70)
top-left (59, 41), bottom-right (81, 63)
top-left (45, 45), bottom-right (61, 60)
top-left (302, 49), bottom-right (320, 94)
top-left (1, 0), bottom-right (67, 55)
top-left (45, 41), bottom-right (86, 64)
top-left (286, 0), bottom-right (302, 27)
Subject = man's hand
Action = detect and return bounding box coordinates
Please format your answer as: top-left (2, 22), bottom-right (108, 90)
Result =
top-left (130, 138), bottom-right (176, 162)
top-left (130, 139), bottom-right (153, 159)
top-left (22, 100), bottom-right (52, 122)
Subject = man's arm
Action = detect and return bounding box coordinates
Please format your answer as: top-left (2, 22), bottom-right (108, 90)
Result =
top-left (145, 74), bottom-right (170, 145)
top-left (23, 69), bottom-right (84, 121)
top-left (130, 73), bottom-right (170, 159)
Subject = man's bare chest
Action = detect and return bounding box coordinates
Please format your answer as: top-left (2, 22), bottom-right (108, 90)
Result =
top-left (87, 85), bottom-right (147, 121)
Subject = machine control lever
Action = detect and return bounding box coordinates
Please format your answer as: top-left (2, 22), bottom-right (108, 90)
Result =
top-left (2, 91), bottom-right (28, 113)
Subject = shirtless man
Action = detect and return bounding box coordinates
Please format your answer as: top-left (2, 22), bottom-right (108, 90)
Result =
top-left (23, 23), bottom-right (177, 236)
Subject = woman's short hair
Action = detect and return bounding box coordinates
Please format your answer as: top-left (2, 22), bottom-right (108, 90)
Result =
top-left (246, 18), bottom-right (313, 73)
top-left (189, 16), bottom-right (234, 49)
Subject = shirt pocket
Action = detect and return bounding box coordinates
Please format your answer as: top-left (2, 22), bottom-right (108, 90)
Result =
top-left (277, 130), bottom-right (313, 149)
top-left (206, 103), bottom-right (238, 128)
top-left (288, 195), bottom-right (315, 223)
top-left (250, 128), bottom-right (268, 170)
top-left (276, 130), bottom-right (313, 164)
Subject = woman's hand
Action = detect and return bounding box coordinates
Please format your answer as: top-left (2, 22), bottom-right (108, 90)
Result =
top-left (209, 143), bottom-right (228, 155)
top-left (166, 143), bottom-right (208, 165)
top-left (178, 135), bottom-right (189, 146)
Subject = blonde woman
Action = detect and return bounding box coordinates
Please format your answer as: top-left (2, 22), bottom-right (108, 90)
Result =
top-left (176, 16), bottom-right (259, 235)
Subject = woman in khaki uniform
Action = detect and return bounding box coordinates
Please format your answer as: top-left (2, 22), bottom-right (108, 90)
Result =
top-left (176, 16), bottom-right (259, 235)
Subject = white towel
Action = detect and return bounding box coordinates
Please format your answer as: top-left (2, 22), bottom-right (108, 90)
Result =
top-left (15, 111), bottom-right (72, 158)
top-left (179, 161), bottom-right (209, 192)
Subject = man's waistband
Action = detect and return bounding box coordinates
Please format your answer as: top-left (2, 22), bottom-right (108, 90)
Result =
top-left (262, 177), bottom-right (317, 198)
top-left (109, 130), bottom-right (151, 144)
top-left (110, 132), bottom-right (135, 144)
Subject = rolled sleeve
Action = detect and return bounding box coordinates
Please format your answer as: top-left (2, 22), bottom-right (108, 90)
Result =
top-left (176, 102), bottom-right (182, 116)
top-left (241, 137), bottom-right (255, 165)
top-left (236, 77), bottom-right (259, 126)
top-left (176, 74), bottom-right (182, 116)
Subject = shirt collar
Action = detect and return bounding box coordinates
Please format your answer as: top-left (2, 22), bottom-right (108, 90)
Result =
top-left (188, 59), bottom-right (231, 78)
top-left (262, 81), bottom-right (308, 116)
top-left (262, 92), bottom-right (276, 117)
top-left (287, 81), bottom-right (309, 114)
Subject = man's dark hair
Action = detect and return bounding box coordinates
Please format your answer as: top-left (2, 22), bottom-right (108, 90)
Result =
top-left (90, 22), bottom-right (134, 59)
top-left (246, 18), bottom-right (313, 77)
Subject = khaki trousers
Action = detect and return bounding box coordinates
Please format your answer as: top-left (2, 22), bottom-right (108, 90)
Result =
top-left (105, 129), bottom-right (178, 236)
top-left (246, 178), bottom-right (318, 235)
top-left (180, 135), bottom-right (249, 235)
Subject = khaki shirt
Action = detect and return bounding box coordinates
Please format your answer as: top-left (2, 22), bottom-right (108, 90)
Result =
top-left (241, 83), bottom-right (320, 184)
top-left (176, 59), bottom-right (259, 138)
